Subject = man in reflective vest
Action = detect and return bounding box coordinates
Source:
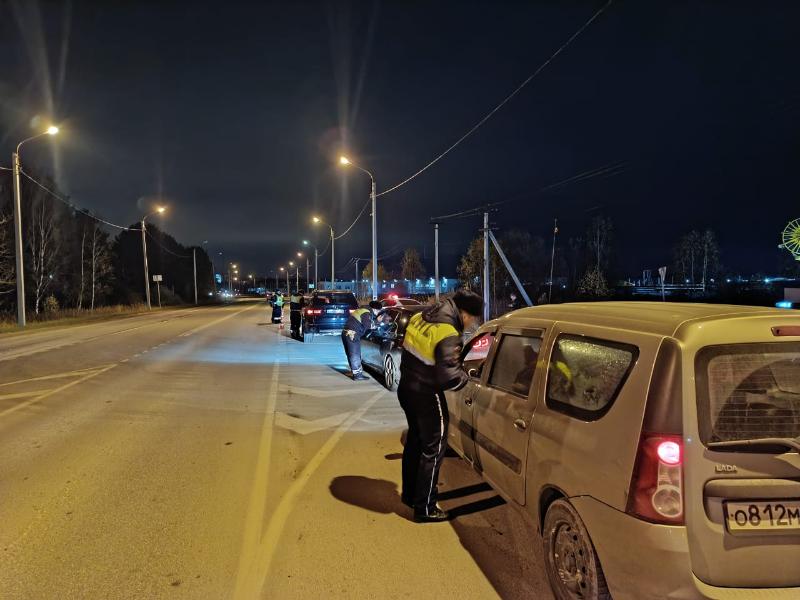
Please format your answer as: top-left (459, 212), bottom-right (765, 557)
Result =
top-left (398, 289), bottom-right (483, 522)
top-left (342, 300), bottom-right (382, 380)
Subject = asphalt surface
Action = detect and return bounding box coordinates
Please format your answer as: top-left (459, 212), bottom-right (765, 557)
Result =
top-left (0, 300), bottom-right (553, 599)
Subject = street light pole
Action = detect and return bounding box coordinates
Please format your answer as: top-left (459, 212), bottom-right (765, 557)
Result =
top-left (193, 248), bottom-right (198, 305)
top-left (141, 218), bottom-right (151, 309)
top-left (339, 156), bottom-right (377, 300)
top-left (11, 126), bottom-right (59, 327)
top-left (434, 222), bottom-right (441, 303)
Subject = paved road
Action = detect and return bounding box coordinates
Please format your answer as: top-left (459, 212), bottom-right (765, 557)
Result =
top-left (0, 300), bottom-right (553, 599)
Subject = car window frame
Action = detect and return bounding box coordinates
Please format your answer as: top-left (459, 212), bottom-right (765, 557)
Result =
top-left (544, 333), bottom-right (639, 421)
top-left (462, 326), bottom-right (498, 382)
top-left (485, 330), bottom-right (545, 399)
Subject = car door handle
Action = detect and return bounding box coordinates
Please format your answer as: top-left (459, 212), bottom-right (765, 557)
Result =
top-left (464, 398), bottom-right (473, 407)
top-left (513, 418), bottom-right (527, 431)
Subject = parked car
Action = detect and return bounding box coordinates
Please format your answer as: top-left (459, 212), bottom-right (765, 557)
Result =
top-left (380, 295), bottom-right (423, 308)
top-left (302, 290), bottom-right (359, 336)
top-left (362, 305), bottom-right (424, 390)
top-left (447, 301), bottom-right (800, 600)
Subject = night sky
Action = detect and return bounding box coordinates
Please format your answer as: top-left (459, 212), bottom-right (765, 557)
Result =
top-left (2, 1), bottom-right (799, 280)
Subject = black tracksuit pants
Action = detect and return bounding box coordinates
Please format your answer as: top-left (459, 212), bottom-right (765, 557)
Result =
top-left (397, 381), bottom-right (449, 515)
top-left (341, 332), bottom-right (363, 375)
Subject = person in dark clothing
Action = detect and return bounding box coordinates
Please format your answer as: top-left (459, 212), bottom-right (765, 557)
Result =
top-left (398, 289), bottom-right (483, 523)
top-left (289, 290), bottom-right (305, 339)
top-left (508, 291), bottom-right (522, 312)
top-left (341, 300), bottom-right (382, 380)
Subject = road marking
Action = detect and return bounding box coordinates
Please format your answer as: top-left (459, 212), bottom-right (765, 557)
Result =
top-left (274, 411), bottom-right (351, 435)
top-left (233, 361), bottom-right (282, 599)
top-left (0, 364), bottom-right (117, 419)
top-left (278, 383), bottom-right (376, 397)
top-left (179, 302), bottom-right (260, 338)
top-left (0, 365), bottom-right (106, 388)
top-left (0, 390), bottom-right (52, 401)
top-left (234, 388), bottom-right (386, 599)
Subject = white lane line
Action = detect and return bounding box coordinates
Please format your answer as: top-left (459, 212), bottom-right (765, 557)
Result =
top-left (233, 362), bottom-right (281, 599)
top-left (0, 365), bottom-right (117, 419)
top-left (235, 388), bottom-right (387, 599)
top-left (0, 366), bottom-right (108, 388)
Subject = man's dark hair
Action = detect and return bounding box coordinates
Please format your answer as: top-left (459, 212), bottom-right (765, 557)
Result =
top-left (452, 289), bottom-right (483, 317)
top-left (368, 300), bottom-right (382, 310)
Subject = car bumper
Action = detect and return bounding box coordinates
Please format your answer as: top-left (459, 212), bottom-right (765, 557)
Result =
top-left (570, 496), bottom-right (697, 600)
top-left (305, 319), bottom-right (347, 333)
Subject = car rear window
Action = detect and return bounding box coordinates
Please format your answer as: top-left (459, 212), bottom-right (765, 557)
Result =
top-left (546, 334), bottom-right (638, 421)
top-left (695, 342), bottom-right (800, 444)
top-left (312, 293), bottom-right (357, 307)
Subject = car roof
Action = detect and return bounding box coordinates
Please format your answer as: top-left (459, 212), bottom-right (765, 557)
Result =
top-left (314, 290), bottom-right (355, 295)
top-left (383, 305), bottom-right (424, 314)
top-left (501, 301), bottom-right (792, 338)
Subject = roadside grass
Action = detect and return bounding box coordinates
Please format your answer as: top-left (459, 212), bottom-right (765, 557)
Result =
top-left (0, 303), bottom-right (196, 335)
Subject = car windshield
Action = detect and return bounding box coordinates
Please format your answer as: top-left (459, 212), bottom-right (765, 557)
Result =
top-left (695, 342), bottom-right (800, 444)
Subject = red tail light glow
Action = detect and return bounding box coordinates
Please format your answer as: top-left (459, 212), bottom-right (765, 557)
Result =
top-left (627, 433), bottom-right (684, 524)
top-left (304, 308), bottom-right (322, 316)
top-left (656, 441), bottom-right (681, 465)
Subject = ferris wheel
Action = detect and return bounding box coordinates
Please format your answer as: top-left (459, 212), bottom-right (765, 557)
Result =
top-left (779, 219), bottom-right (800, 260)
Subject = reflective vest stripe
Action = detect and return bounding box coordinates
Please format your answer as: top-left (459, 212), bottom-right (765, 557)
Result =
top-left (351, 308), bottom-right (369, 320)
top-left (403, 313), bottom-right (459, 366)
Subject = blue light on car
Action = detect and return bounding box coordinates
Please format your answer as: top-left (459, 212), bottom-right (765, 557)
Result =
top-left (776, 301), bottom-right (793, 309)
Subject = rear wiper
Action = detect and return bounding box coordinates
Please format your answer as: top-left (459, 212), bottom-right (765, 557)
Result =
top-left (708, 436), bottom-right (800, 453)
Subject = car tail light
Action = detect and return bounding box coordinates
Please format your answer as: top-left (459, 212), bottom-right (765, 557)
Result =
top-left (627, 433), bottom-right (684, 524)
top-left (304, 308), bottom-right (322, 316)
top-left (349, 309), bottom-right (356, 314)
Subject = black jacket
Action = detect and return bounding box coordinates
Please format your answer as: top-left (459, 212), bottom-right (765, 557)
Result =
top-left (399, 298), bottom-right (467, 393)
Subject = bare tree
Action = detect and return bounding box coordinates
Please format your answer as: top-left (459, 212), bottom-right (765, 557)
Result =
top-left (400, 248), bottom-right (426, 280)
top-left (77, 225), bottom-right (87, 309)
top-left (89, 224), bottom-right (113, 310)
top-left (0, 210), bottom-right (14, 296)
top-left (27, 196), bottom-right (60, 315)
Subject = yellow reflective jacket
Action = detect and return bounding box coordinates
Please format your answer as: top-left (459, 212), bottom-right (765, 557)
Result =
top-left (400, 299), bottom-right (466, 392)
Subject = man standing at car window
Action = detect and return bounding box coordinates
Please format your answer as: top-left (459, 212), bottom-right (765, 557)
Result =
top-left (398, 289), bottom-right (482, 522)
top-left (289, 289), bottom-right (305, 339)
top-left (342, 300), bottom-right (382, 380)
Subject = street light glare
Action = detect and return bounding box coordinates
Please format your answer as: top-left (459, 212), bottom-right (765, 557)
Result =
top-left (312, 216), bottom-right (321, 224)
top-left (289, 261), bottom-right (295, 266)
top-left (46, 126), bottom-right (59, 135)
top-left (156, 206), bottom-right (166, 214)
top-left (339, 156), bottom-right (350, 165)
top-left (302, 240), bottom-right (309, 245)
top-left (297, 252), bottom-right (302, 257)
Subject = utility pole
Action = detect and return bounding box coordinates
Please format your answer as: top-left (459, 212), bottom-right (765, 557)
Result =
top-left (548, 218), bottom-right (558, 303)
top-left (296, 264), bottom-right (300, 291)
top-left (371, 179), bottom-right (377, 300)
top-left (355, 259), bottom-right (360, 297)
top-left (11, 151), bottom-right (26, 326)
top-left (305, 258), bottom-right (310, 292)
top-left (434, 223), bottom-right (440, 303)
top-left (193, 248), bottom-right (198, 305)
top-left (286, 268), bottom-right (290, 294)
top-left (141, 219), bottom-right (151, 309)
top-left (314, 248), bottom-right (318, 289)
top-left (483, 211), bottom-right (490, 322)
top-left (156, 277), bottom-right (162, 308)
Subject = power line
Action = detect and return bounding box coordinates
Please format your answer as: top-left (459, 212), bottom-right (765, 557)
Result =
top-left (145, 229), bottom-right (192, 258)
top-left (334, 197), bottom-right (371, 240)
top-left (18, 168), bottom-right (134, 231)
top-left (376, 0), bottom-right (613, 198)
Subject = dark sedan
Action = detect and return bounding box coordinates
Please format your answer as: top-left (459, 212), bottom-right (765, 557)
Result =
top-left (302, 290), bottom-right (359, 337)
top-left (361, 305), bottom-right (424, 390)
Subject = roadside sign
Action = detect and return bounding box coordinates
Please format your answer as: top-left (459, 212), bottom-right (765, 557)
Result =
top-left (153, 275), bottom-right (163, 282)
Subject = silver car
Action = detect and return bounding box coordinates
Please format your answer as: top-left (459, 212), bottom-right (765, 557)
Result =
top-left (447, 302), bottom-right (800, 600)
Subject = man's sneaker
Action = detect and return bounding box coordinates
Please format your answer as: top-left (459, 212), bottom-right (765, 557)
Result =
top-left (353, 373), bottom-right (369, 381)
top-left (414, 506), bottom-right (449, 523)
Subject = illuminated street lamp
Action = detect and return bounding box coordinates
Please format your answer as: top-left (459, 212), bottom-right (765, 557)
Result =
top-left (313, 216), bottom-right (335, 289)
top-left (302, 240), bottom-right (318, 290)
top-left (11, 124), bottom-right (59, 326)
top-left (339, 155), bottom-right (377, 299)
top-left (140, 206), bottom-right (167, 310)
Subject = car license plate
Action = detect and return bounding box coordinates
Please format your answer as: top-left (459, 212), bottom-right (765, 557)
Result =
top-left (725, 500), bottom-right (800, 533)
top-left (326, 308), bottom-right (344, 314)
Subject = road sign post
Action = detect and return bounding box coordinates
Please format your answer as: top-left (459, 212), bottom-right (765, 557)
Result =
top-left (153, 274), bottom-right (163, 308)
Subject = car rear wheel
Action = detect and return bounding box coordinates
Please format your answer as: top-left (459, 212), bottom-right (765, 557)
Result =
top-left (543, 499), bottom-right (610, 600)
top-left (383, 354), bottom-right (399, 391)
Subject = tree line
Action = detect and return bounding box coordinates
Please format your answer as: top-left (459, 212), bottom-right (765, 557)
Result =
top-left (0, 169), bottom-right (214, 318)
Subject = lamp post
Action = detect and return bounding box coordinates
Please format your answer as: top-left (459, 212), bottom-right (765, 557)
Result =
top-left (141, 206), bottom-right (166, 309)
top-left (279, 266), bottom-right (285, 293)
top-left (11, 125), bottom-right (59, 326)
top-left (339, 155), bottom-right (377, 300)
top-left (303, 240), bottom-right (318, 290)
top-left (313, 216), bottom-right (334, 289)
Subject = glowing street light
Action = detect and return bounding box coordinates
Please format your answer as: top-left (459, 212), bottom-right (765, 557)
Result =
top-left (312, 216), bottom-right (335, 289)
top-left (140, 205), bottom-right (168, 310)
top-left (11, 124), bottom-right (61, 326)
top-left (338, 155), bottom-right (377, 299)
top-left (302, 240), bottom-right (318, 289)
